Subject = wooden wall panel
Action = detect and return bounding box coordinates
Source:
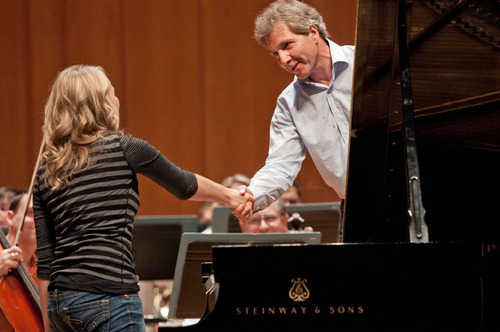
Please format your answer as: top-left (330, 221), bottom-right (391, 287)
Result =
top-left (28, 0), bottom-right (66, 149)
top-left (122, 0), bottom-right (205, 215)
top-left (0, 0), bottom-right (33, 185)
top-left (202, 0), bottom-right (290, 182)
top-left (0, 0), bottom-right (357, 215)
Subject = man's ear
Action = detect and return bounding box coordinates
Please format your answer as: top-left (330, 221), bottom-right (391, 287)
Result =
top-left (309, 25), bottom-right (320, 44)
top-left (6, 210), bottom-right (15, 227)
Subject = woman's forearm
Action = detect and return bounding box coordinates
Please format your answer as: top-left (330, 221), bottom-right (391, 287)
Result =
top-left (190, 174), bottom-right (253, 208)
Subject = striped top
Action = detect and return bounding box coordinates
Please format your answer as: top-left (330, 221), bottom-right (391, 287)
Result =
top-left (33, 133), bottom-right (198, 294)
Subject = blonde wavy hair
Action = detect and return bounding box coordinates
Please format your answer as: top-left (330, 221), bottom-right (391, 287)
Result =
top-left (42, 65), bottom-right (120, 190)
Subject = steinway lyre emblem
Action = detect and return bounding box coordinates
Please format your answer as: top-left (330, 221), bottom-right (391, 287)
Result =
top-left (289, 278), bottom-right (310, 302)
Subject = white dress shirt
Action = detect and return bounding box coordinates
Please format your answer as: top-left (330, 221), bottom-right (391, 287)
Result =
top-left (249, 39), bottom-right (355, 210)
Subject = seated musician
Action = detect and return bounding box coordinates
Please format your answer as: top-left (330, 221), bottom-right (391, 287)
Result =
top-left (280, 180), bottom-right (302, 206)
top-left (0, 187), bottom-right (19, 227)
top-left (238, 198), bottom-right (312, 233)
top-left (0, 190), bottom-right (37, 283)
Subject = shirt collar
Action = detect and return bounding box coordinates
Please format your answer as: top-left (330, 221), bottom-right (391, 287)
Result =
top-left (327, 38), bottom-right (349, 66)
top-left (296, 38), bottom-right (349, 86)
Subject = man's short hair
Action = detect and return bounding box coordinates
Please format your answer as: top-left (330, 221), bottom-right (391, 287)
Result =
top-left (0, 187), bottom-right (19, 200)
top-left (8, 189), bottom-right (28, 214)
top-left (254, 0), bottom-right (330, 48)
top-left (272, 198), bottom-right (287, 215)
top-left (221, 173), bottom-right (250, 188)
top-left (292, 180), bottom-right (302, 198)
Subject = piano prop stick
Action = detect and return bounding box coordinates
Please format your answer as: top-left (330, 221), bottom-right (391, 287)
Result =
top-left (396, 0), bottom-right (429, 243)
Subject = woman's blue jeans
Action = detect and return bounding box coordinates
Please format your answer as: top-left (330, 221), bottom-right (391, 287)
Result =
top-left (47, 289), bottom-right (146, 331)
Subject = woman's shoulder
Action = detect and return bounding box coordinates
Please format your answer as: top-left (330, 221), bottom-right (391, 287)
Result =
top-left (118, 134), bottom-right (150, 148)
top-left (118, 134), bottom-right (160, 158)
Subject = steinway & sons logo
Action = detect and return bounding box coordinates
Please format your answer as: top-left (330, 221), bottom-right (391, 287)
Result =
top-left (289, 278), bottom-right (310, 302)
top-left (234, 277), bottom-right (364, 317)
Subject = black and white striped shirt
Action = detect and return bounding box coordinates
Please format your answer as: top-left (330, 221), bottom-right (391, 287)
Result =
top-left (33, 133), bottom-right (197, 294)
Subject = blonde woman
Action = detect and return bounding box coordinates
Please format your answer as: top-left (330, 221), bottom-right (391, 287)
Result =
top-left (33, 65), bottom-right (253, 331)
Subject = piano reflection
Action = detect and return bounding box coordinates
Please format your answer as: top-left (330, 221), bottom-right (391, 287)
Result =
top-left (159, 0), bottom-right (500, 330)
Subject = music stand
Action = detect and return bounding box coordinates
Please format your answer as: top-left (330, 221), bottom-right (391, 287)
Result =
top-left (286, 202), bottom-right (341, 243)
top-left (168, 232), bottom-right (322, 319)
top-left (211, 205), bottom-right (238, 233)
top-left (212, 203), bottom-right (341, 243)
top-left (132, 215), bottom-right (198, 281)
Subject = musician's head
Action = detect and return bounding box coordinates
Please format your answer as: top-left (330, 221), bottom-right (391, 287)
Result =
top-left (6, 189), bottom-right (36, 245)
top-left (254, 0), bottom-right (330, 80)
top-left (0, 187), bottom-right (18, 227)
top-left (239, 198), bottom-right (289, 233)
top-left (43, 65), bottom-right (120, 190)
top-left (221, 173), bottom-right (251, 189)
top-left (281, 180), bottom-right (302, 206)
top-left (254, 0), bottom-right (329, 48)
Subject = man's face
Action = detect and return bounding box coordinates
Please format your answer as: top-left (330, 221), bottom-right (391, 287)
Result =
top-left (281, 186), bottom-right (301, 206)
top-left (0, 196), bottom-right (10, 227)
top-left (239, 204), bottom-right (288, 233)
top-left (9, 194), bottom-right (36, 243)
top-left (266, 23), bottom-right (319, 80)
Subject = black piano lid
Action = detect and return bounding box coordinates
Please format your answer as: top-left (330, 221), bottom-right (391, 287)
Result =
top-left (344, 0), bottom-right (500, 243)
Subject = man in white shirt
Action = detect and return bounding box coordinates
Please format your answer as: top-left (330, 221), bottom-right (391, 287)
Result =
top-left (233, 0), bottom-right (354, 219)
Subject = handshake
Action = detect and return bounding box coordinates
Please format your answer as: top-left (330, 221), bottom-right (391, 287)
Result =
top-left (228, 185), bottom-right (254, 221)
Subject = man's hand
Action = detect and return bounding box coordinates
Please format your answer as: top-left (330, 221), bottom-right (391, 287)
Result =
top-left (231, 185), bottom-right (254, 221)
top-left (0, 246), bottom-right (22, 277)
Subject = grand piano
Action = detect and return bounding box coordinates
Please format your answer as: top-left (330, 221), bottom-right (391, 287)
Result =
top-left (344, 0), bottom-right (499, 244)
top-left (159, 0), bottom-right (500, 330)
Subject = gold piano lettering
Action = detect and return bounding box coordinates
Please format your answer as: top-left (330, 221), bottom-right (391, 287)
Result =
top-left (235, 305), bottom-right (364, 316)
top-left (236, 307), bottom-right (281, 315)
top-left (329, 305), bottom-right (364, 314)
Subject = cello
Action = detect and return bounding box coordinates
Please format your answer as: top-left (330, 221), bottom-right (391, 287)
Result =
top-left (0, 230), bottom-right (44, 331)
top-left (0, 140), bottom-right (45, 331)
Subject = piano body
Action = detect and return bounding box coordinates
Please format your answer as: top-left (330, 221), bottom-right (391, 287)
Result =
top-left (159, 0), bottom-right (499, 330)
top-left (344, 0), bottom-right (500, 244)
top-left (161, 243), bottom-right (482, 331)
